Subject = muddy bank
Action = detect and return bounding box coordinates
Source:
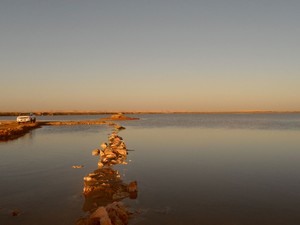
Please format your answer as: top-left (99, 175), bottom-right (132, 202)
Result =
top-left (0, 120), bottom-right (122, 141)
top-left (0, 112), bottom-right (137, 141)
top-left (0, 122), bottom-right (41, 141)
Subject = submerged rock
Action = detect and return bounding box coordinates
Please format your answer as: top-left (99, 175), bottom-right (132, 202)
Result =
top-left (106, 202), bottom-right (130, 225)
top-left (72, 165), bottom-right (84, 169)
top-left (77, 202), bottom-right (130, 225)
top-left (11, 209), bottom-right (21, 217)
top-left (90, 207), bottom-right (112, 225)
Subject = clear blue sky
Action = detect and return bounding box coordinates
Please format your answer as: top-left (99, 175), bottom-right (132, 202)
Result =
top-left (1, 0), bottom-right (299, 111)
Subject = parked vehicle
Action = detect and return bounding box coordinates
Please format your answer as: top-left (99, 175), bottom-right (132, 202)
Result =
top-left (16, 113), bottom-right (36, 123)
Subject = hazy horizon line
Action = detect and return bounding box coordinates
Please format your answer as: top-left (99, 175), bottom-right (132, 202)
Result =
top-left (1, 110), bottom-right (300, 115)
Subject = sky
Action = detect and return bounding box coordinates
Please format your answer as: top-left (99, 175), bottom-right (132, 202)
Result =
top-left (1, 0), bottom-right (299, 112)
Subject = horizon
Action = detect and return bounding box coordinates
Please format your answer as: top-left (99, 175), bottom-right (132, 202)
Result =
top-left (1, 0), bottom-right (299, 111)
top-left (1, 109), bottom-right (300, 115)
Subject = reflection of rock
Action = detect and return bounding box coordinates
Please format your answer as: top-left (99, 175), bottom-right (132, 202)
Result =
top-left (127, 181), bottom-right (138, 199)
top-left (83, 167), bottom-right (138, 212)
top-left (127, 181), bottom-right (137, 193)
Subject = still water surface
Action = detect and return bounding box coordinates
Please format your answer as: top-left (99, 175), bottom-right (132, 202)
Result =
top-left (1, 114), bottom-right (300, 225)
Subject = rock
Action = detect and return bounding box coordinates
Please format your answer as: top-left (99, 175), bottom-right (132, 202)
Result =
top-left (73, 165), bottom-right (84, 169)
top-left (113, 136), bottom-right (121, 143)
top-left (101, 143), bottom-right (107, 150)
top-left (114, 125), bottom-right (125, 130)
top-left (100, 216), bottom-right (113, 225)
top-left (90, 207), bottom-right (109, 219)
top-left (112, 192), bottom-right (129, 200)
top-left (84, 176), bottom-right (96, 182)
top-left (116, 149), bottom-right (127, 157)
top-left (76, 218), bottom-right (99, 225)
top-left (87, 131), bottom-right (131, 189)
top-left (92, 149), bottom-right (100, 156)
top-left (119, 142), bottom-right (126, 149)
top-left (99, 113), bottom-right (139, 121)
top-left (102, 157), bottom-right (109, 163)
top-left (90, 207), bottom-right (112, 225)
top-left (106, 153), bottom-right (117, 159)
top-left (104, 148), bottom-right (114, 155)
top-left (11, 209), bottom-right (21, 216)
top-left (110, 160), bottom-right (118, 164)
top-left (106, 202), bottom-right (130, 225)
top-left (111, 113), bottom-right (123, 119)
top-left (81, 122), bottom-right (135, 225)
top-left (100, 150), bottom-right (105, 157)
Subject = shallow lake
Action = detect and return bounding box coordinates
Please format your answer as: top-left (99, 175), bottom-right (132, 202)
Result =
top-left (1, 114), bottom-right (300, 225)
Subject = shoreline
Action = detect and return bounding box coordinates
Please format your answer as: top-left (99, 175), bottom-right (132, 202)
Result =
top-left (0, 120), bottom-right (119, 141)
top-left (1, 111), bottom-right (299, 141)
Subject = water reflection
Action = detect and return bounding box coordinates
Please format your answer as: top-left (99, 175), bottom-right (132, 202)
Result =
top-left (2, 114), bottom-right (300, 225)
top-left (82, 167), bottom-right (137, 212)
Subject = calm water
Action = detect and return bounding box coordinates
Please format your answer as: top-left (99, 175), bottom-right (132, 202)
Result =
top-left (1, 114), bottom-right (300, 225)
